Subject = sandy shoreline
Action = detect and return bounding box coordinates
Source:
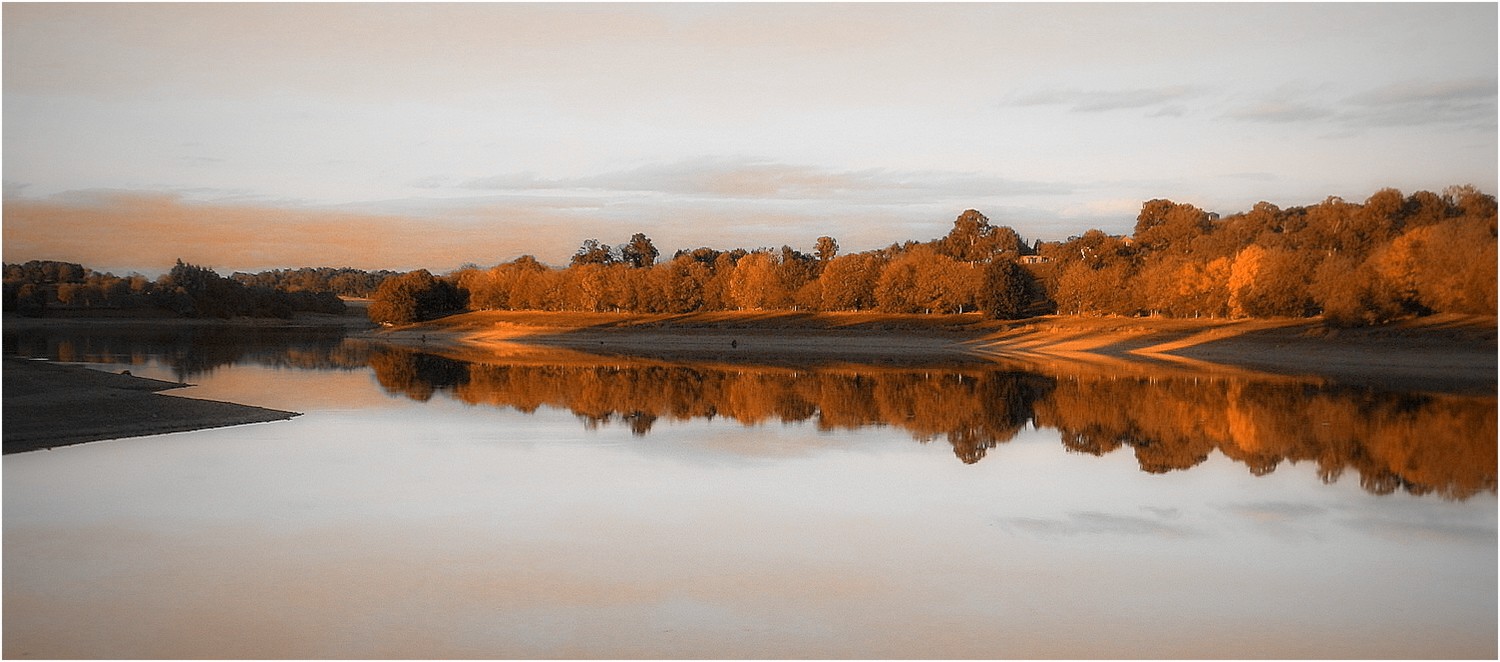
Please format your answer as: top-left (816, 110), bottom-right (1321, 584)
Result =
top-left (2, 357), bottom-right (299, 454)
top-left (379, 310), bottom-right (1498, 393)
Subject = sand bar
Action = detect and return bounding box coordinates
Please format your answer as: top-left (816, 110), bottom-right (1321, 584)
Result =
top-left (3, 357), bottom-right (299, 454)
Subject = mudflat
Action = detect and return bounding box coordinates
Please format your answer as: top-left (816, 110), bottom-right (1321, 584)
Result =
top-left (2, 357), bottom-right (299, 454)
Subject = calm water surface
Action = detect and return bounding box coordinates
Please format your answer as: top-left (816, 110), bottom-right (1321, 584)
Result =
top-left (4, 328), bottom-right (1496, 658)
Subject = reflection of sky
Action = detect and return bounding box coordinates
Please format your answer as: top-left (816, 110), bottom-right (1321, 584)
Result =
top-left (5, 361), bottom-right (1496, 659)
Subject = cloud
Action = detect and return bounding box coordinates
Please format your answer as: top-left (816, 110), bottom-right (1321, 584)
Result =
top-left (1224, 101), bottom-right (1335, 124)
top-left (455, 157), bottom-right (1074, 202)
top-left (1348, 77), bottom-right (1496, 107)
top-left (1342, 77), bottom-right (1497, 129)
top-left (1012, 85), bottom-right (1209, 114)
top-left (1223, 77), bottom-right (1497, 131)
top-left (1218, 172), bottom-right (1279, 182)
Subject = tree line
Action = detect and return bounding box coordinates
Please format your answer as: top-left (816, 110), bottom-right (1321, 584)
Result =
top-left (6, 184), bottom-right (1492, 325)
top-left (369, 185), bottom-right (1495, 327)
top-left (3, 259), bottom-right (354, 318)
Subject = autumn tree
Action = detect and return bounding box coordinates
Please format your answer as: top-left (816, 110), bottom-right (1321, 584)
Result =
top-left (776, 245), bottom-right (819, 310)
top-left (939, 209), bottom-right (1000, 264)
top-left (728, 251), bottom-right (781, 310)
top-left (1227, 245), bottom-right (1318, 318)
top-left (1311, 255), bottom-right (1405, 327)
top-left (820, 252), bottom-right (885, 311)
top-left (656, 254), bottom-right (710, 313)
top-left (875, 245), bottom-right (977, 314)
top-left (1133, 199), bottom-right (1213, 255)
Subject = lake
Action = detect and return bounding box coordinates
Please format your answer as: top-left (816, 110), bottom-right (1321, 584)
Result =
top-left (4, 326), bottom-right (1496, 658)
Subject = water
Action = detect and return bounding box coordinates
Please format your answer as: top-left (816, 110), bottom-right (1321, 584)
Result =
top-left (4, 327), bottom-right (1496, 658)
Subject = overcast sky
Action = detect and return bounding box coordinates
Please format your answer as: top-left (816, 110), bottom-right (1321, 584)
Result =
top-left (4, 2), bottom-right (1496, 274)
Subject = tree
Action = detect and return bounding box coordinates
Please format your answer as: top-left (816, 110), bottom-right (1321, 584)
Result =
top-left (1397, 218), bottom-right (1498, 315)
top-left (1133, 199), bottom-right (1212, 255)
top-left (1312, 255), bottom-right (1404, 327)
top-left (815, 236), bottom-right (839, 263)
top-left (657, 254), bottom-right (710, 313)
top-left (620, 232), bottom-right (659, 269)
top-left (939, 209), bottom-right (998, 264)
top-left (570, 238), bottom-right (617, 267)
top-left (728, 251), bottom-right (782, 310)
top-left (820, 252), bottom-right (885, 311)
top-left (875, 245), bottom-right (976, 314)
top-left (977, 259), bottom-right (1031, 319)
top-left (368, 269), bottom-right (466, 325)
top-left (776, 245), bottom-right (818, 308)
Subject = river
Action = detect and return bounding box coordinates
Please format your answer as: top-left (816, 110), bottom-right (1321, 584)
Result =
top-left (4, 326), bottom-right (1495, 658)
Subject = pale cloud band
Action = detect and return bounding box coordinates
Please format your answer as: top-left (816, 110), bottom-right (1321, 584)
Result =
top-left (1012, 77), bottom-right (1497, 132)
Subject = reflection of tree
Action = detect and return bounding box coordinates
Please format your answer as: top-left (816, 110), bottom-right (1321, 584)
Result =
top-left (367, 350), bottom-right (470, 402)
top-left (6, 326), bottom-right (364, 381)
top-left (367, 348), bottom-right (1054, 458)
top-left (1036, 376), bottom-right (1496, 500)
top-left (355, 346), bottom-right (1499, 498)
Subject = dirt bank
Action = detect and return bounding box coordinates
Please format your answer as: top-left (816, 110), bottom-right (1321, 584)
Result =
top-left (374, 310), bottom-right (1497, 392)
top-left (3, 357), bottom-right (299, 454)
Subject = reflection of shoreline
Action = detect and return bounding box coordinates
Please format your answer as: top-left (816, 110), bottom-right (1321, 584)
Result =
top-left (373, 310), bottom-right (1498, 394)
top-left (366, 345), bottom-right (1497, 500)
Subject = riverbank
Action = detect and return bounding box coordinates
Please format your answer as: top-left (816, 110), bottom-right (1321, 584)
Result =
top-left (375, 310), bottom-right (1498, 392)
top-left (2, 357), bottom-right (299, 454)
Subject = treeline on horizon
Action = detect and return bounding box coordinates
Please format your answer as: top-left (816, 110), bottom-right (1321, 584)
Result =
top-left (374, 184), bottom-right (1497, 327)
top-left (2, 260), bottom-right (362, 319)
top-left (5, 185), bottom-right (1495, 327)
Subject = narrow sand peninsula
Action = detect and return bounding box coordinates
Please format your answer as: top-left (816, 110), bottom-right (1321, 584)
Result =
top-left (3, 357), bottom-right (299, 454)
top-left (376, 310), bottom-right (1497, 393)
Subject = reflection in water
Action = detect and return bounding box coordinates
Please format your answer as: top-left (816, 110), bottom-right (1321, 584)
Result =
top-left (4, 326), bottom-right (366, 381)
top-left (365, 345), bottom-right (1497, 500)
top-left (370, 349), bottom-right (1055, 463)
top-left (6, 326), bottom-right (1494, 500)
top-left (7, 328), bottom-right (1495, 660)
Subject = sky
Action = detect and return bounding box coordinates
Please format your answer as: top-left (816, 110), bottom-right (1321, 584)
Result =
top-left (3, 2), bottom-right (1497, 275)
